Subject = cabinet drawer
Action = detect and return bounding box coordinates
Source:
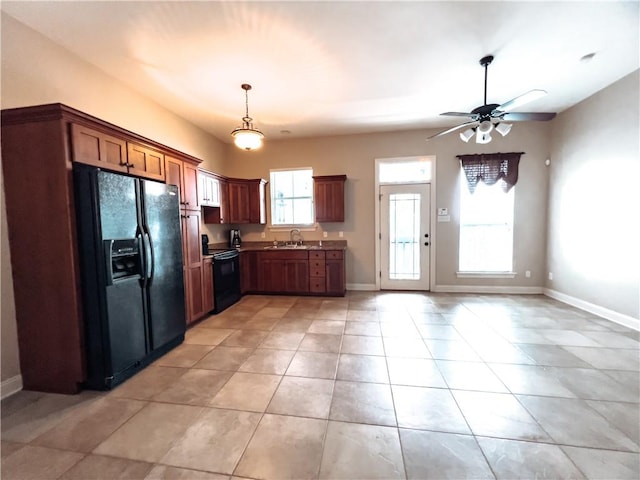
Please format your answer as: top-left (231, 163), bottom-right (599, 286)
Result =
top-left (310, 279), bottom-right (326, 293)
top-left (309, 259), bottom-right (326, 270)
top-left (309, 251), bottom-right (326, 260)
top-left (309, 267), bottom-right (325, 277)
top-left (326, 250), bottom-right (344, 260)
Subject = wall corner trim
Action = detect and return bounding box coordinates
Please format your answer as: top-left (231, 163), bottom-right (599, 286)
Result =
top-left (543, 288), bottom-right (640, 332)
top-left (1, 375), bottom-right (23, 400)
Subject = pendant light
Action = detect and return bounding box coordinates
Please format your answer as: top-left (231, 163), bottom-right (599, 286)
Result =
top-left (231, 84), bottom-right (264, 151)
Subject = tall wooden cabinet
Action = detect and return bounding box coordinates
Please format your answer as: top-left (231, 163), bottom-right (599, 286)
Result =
top-left (165, 155), bottom-right (207, 325)
top-left (1, 103), bottom-right (205, 393)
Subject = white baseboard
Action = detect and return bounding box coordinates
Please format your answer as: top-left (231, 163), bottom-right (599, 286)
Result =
top-left (544, 288), bottom-right (640, 332)
top-left (433, 285), bottom-right (544, 294)
top-left (1, 375), bottom-right (23, 400)
top-left (347, 283), bottom-right (377, 291)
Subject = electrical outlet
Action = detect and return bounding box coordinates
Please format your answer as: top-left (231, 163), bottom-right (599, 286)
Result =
top-left (323, 231), bottom-right (328, 238)
top-left (339, 231), bottom-right (344, 238)
top-left (548, 272), bottom-right (553, 280)
top-left (261, 232), bottom-right (266, 238)
top-left (525, 270), bottom-right (531, 278)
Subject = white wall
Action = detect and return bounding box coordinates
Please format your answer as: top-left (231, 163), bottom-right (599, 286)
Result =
top-left (548, 70), bottom-right (640, 320)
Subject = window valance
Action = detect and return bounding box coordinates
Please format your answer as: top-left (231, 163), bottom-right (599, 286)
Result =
top-left (456, 152), bottom-right (524, 194)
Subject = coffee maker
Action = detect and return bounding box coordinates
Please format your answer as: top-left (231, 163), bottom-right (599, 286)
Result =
top-left (229, 229), bottom-right (241, 248)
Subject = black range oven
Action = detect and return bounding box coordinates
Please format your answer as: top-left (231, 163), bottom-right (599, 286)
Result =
top-left (209, 249), bottom-right (241, 313)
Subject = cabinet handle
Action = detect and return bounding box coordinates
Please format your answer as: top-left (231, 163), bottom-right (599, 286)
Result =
top-left (119, 161), bottom-right (127, 166)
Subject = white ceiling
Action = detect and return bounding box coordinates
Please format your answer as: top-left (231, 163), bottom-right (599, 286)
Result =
top-left (2, 1), bottom-right (638, 143)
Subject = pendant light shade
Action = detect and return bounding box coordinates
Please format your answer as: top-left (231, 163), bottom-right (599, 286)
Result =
top-left (231, 84), bottom-right (264, 151)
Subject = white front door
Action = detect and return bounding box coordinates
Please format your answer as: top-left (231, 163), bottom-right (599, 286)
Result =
top-left (380, 184), bottom-right (430, 290)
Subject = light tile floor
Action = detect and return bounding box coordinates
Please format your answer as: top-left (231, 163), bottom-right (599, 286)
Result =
top-left (2, 292), bottom-right (639, 479)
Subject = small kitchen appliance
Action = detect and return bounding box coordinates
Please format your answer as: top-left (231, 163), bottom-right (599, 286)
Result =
top-left (202, 234), bottom-right (209, 255)
top-left (229, 229), bottom-right (242, 248)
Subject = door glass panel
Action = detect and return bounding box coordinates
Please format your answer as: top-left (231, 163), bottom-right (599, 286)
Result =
top-left (389, 193), bottom-right (420, 280)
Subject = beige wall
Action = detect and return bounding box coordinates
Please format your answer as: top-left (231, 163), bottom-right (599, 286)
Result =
top-left (223, 122), bottom-right (551, 289)
top-left (0, 13), bottom-right (227, 384)
top-left (548, 70), bottom-right (640, 319)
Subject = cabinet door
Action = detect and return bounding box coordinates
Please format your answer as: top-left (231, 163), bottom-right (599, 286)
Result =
top-left (202, 257), bottom-right (214, 314)
top-left (228, 181), bottom-right (251, 223)
top-left (71, 124), bottom-right (128, 173)
top-left (198, 174), bottom-right (211, 206)
top-left (248, 179), bottom-right (267, 224)
top-left (165, 156), bottom-right (184, 204)
top-left (127, 143), bottom-right (165, 181)
top-left (219, 179), bottom-right (229, 224)
top-left (314, 175), bottom-right (346, 223)
top-left (241, 251), bottom-right (258, 293)
top-left (326, 251), bottom-right (346, 296)
top-left (284, 260), bottom-right (309, 293)
top-left (182, 162), bottom-right (199, 211)
top-left (182, 211), bottom-right (204, 323)
top-left (258, 258), bottom-right (285, 292)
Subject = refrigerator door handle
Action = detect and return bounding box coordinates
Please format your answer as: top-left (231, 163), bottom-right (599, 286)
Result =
top-left (104, 239), bottom-right (115, 286)
top-left (142, 231), bottom-right (155, 284)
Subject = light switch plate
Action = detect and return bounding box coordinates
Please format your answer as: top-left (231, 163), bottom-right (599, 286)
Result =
top-left (323, 231), bottom-right (328, 238)
top-left (339, 231), bottom-right (344, 238)
top-left (438, 208), bottom-right (448, 216)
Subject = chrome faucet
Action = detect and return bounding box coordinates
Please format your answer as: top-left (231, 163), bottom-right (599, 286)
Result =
top-left (289, 228), bottom-right (303, 246)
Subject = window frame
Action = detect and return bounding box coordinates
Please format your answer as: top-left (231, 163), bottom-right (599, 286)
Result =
top-left (457, 173), bottom-right (516, 277)
top-left (268, 167), bottom-right (316, 229)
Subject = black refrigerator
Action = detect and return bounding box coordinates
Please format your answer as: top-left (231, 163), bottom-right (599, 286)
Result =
top-left (74, 164), bottom-right (185, 390)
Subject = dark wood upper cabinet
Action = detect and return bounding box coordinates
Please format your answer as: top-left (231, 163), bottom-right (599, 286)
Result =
top-left (228, 179), bottom-right (266, 224)
top-left (314, 175), bottom-right (346, 223)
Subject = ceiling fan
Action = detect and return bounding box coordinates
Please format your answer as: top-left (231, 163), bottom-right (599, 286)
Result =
top-left (428, 55), bottom-right (556, 143)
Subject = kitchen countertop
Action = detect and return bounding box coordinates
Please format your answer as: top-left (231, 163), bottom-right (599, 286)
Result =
top-left (207, 240), bottom-right (347, 252)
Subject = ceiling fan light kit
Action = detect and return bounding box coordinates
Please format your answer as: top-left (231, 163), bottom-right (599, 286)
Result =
top-left (231, 83), bottom-right (264, 151)
top-left (495, 122), bottom-right (512, 136)
top-left (460, 128), bottom-right (475, 142)
top-left (427, 55), bottom-right (557, 144)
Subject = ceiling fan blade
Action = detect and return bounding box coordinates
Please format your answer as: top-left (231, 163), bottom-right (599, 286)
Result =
top-left (495, 89), bottom-right (547, 113)
top-left (427, 121), bottom-right (477, 140)
top-left (500, 112), bottom-right (557, 121)
top-left (440, 112), bottom-right (476, 118)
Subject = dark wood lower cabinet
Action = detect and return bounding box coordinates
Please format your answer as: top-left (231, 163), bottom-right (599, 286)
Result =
top-left (325, 250), bottom-right (345, 295)
top-left (241, 251), bottom-right (259, 294)
top-left (247, 249), bottom-right (344, 296)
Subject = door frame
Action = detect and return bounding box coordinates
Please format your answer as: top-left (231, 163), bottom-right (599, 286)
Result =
top-left (374, 156), bottom-right (437, 291)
